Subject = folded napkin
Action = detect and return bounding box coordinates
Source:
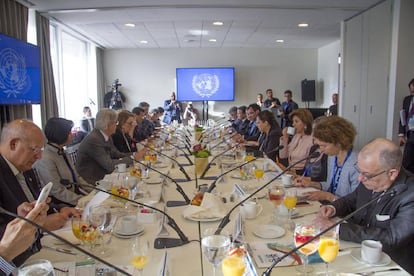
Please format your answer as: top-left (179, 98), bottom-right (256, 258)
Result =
top-left (183, 193), bottom-right (226, 219)
top-left (158, 249), bottom-right (171, 276)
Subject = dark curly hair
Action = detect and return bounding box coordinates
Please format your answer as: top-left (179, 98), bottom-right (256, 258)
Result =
top-left (312, 116), bottom-right (356, 151)
top-left (289, 108), bottom-right (313, 135)
top-left (44, 117), bottom-right (74, 145)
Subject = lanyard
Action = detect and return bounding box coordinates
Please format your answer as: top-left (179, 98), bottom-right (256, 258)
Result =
top-left (329, 150), bottom-right (352, 194)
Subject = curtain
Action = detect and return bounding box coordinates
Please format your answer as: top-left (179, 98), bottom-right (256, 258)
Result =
top-left (96, 47), bottom-right (106, 109)
top-left (0, 0), bottom-right (31, 128)
top-left (36, 12), bottom-right (58, 126)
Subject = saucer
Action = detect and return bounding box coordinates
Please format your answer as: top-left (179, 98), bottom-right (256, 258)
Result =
top-left (113, 229), bottom-right (144, 239)
top-left (144, 177), bottom-right (163, 184)
top-left (253, 224), bottom-right (285, 239)
top-left (350, 249), bottom-right (391, 266)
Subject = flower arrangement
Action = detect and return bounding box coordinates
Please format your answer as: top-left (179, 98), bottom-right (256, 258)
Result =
top-left (192, 144), bottom-right (211, 158)
top-left (194, 125), bottom-right (204, 132)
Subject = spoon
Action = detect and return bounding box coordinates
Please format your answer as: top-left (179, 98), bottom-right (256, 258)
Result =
top-left (355, 267), bottom-right (401, 275)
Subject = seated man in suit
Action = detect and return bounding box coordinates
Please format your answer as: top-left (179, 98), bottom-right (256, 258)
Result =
top-left (76, 108), bottom-right (146, 184)
top-left (79, 106), bottom-right (95, 133)
top-left (0, 119), bottom-right (81, 266)
top-left (317, 138), bottom-right (414, 274)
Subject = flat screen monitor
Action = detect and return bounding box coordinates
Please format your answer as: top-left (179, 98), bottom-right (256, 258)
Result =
top-left (0, 33), bottom-right (41, 105)
top-left (176, 67), bottom-right (234, 101)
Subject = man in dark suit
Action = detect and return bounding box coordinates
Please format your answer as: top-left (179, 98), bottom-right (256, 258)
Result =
top-left (0, 119), bottom-right (80, 266)
top-left (76, 108), bottom-right (146, 184)
top-left (80, 106), bottom-right (95, 133)
top-left (163, 92), bottom-right (182, 125)
top-left (280, 89), bottom-right (299, 128)
top-left (398, 78), bottom-right (414, 174)
top-left (317, 138), bottom-right (414, 274)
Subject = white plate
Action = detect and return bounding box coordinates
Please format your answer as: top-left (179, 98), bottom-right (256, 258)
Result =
top-left (113, 230), bottom-right (144, 239)
top-left (253, 224), bottom-right (285, 239)
top-left (350, 249), bottom-right (391, 266)
top-left (144, 177), bottom-right (163, 184)
top-left (114, 222), bottom-right (144, 236)
top-left (182, 206), bottom-right (224, 222)
top-left (153, 162), bottom-right (169, 169)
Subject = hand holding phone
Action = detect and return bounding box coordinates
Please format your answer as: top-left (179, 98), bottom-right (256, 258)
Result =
top-left (35, 182), bottom-right (53, 207)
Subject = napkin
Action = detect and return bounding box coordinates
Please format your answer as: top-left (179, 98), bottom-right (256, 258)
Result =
top-left (233, 212), bottom-right (244, 243)
top-left (183, 193), bottom-right (226, 219)
top-left (157, 249), bottom-right (171, 276)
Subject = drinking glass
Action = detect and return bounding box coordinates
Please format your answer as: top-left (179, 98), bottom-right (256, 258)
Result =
top-left (71, 216), bottom-right (88, 245)
top-left (253, 162), bottom-right (265, 185)
top-left (89, 205), bottom-right (117, 256)
top-left (318, 228), bottom-right (339, 276)
top-left (294, 223), bottom-right (320, 275)
top-left (18, 259), bottom-right (54, 276)
top-left (222, 256), bottom-right (246, 276)
top-left (130, 237), bottom-right (151, 276)
top-left (87, 205), bottom-right (109, 252)
top-left (283, 188), bottom-right (297, 221)
top-left (201, 228), bottom-right (231, 276)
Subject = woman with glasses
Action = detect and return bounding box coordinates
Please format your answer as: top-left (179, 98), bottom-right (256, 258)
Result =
top-left (112, 110), bottom-right (137, 153)
top-left (295, 116), bottom-right (359, 202)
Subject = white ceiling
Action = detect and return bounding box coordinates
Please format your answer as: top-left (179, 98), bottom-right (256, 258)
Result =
top-left (23, 0), bottom-right (382, 49)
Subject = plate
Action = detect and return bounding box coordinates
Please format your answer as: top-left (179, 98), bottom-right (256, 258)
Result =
top-left (113, 229), bottom-right (144, 239)
top-left (114, 222), bottom-right (144, 236)
top-left (182, 206), bottom-right (224, 222)
top-left (253, 225), bottom-right (285, 239)
top-left (350, 249), bottom-right (391, 266)
top-left (153, 162), bottom-right (169, 169)
top-left (144, 177), bottom-right (163, 184)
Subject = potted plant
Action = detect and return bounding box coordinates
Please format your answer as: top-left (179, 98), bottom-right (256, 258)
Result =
top-left (192, 144), bottom-right (211, 176)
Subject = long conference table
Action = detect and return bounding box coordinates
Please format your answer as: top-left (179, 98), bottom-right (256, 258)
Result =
top-left (28, 142), bottom-right (410, 275)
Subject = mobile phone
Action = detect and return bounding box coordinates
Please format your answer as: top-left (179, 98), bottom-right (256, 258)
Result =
top-left (35, 182), bottom-right (53, 207)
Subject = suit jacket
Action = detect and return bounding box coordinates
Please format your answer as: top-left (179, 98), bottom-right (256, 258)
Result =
top-left (331, 170), bottom-right (414, 274)
top-left (33, 144), bottom-right (84, 206)
top-left (0, 155), bottom-right (42, 266)
top-left (112, 128), bottom-right (137, 153)
top-left (163, 100), bottom-right (182, 124)
top-left (235, 119), bottom-right (250, 136)
top-left (80, 117), bottom-right (95, 133)
top-left (398, 95), bottom-right (413, 136)
top-left (244, 120), bottom-right (260, 141)
top-left (76, 129), bottom-right (133, 184)
top-left (133, 119), bottom-right (155, 142)
top-left (259, 125), bottom-right (282, 161)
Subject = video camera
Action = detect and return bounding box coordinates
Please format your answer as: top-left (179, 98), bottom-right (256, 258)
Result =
top-left (112, 79), bottom-right (122, 90)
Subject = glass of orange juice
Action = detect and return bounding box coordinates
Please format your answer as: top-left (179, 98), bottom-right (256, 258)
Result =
top-left (130, 237), bottom-right (151, 276)
top-left (318, 227), bottom-right (339, 276)
top-left (222, 256), bottom-right (246, 276)
top-left (253, 162), bottom-right (265, 185)
top-left (283, 188), bottom-right (297, 227)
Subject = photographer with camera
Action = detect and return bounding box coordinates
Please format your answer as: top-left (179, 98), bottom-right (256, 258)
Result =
top-left (104, 79), bottom-right (126, 110)
top-left (163, 92), bottom-right (182, 124)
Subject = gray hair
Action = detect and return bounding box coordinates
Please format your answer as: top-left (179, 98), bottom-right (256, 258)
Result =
top-left (378, 147), bottom-right (402, 171)
top-left (0, 119), bottom-right (42, 144)
top-left (95, 108), bottom-right (118, 130)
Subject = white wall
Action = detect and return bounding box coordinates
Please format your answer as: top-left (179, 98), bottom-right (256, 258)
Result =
top-left (317, 41), bottom-right (340, 109)
top-left (103, 48), bottom-right (318, 115)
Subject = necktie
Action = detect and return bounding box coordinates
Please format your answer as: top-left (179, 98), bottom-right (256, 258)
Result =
top-left (62, 153), bottom-right (78, 183)
top-left (16, 173), bottom-right (35, 201)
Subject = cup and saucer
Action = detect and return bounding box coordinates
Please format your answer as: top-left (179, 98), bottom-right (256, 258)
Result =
top-left (240, 201), bottom-right (263, 220)
top-left (113, 215), bottom-right (144, 239)
top-left (350, 240), bottom-right (391, 266)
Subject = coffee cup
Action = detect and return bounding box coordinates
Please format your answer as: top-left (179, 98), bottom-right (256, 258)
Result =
top-left (241, 201), bottom-right (263, 219)
top-left (281, 174), bottom-right (293, 187)
top-left (361, 240), bottom-right (383, 264)
top-left (287, 126), bottom-right (295, 136)
top-left (119, 215), bottom-right (138, 234)
top-left (115, 163), bottom-right (127, 173)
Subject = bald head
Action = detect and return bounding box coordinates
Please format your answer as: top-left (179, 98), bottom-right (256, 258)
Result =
top-left (0, 119), bottom-right (45, 172)
top-left (360, 138), bottom-right (402, 171)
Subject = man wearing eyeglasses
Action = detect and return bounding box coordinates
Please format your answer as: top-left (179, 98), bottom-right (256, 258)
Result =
top-left (0, 119), bottom-right (81, 267)
top-left (317, 138), bottom-right (414, 274)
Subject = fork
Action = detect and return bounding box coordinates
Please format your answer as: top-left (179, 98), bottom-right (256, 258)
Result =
top-left (355, 267), bottom-right (401, 275)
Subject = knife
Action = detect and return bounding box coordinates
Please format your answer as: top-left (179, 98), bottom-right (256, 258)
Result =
top-left (292, 211), bottom-right (318, 219)
top-left (43, 245), bottom-right (77, 255)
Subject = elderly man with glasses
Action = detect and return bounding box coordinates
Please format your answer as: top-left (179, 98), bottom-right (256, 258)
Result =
top-left (76, 108), bottom-right (146, 184)
top-left (317, 138), bottom-right (414, 274)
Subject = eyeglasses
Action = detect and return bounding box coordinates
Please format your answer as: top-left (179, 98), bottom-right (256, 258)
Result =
top-left (27, 144), bottom-right (44, 154)
top-left (353, 163), bottom-right (387, 182)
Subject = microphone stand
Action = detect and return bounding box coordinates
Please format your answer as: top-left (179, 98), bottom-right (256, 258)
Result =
top-left (206, 158), bottom-right (257, 193)
top-left (209, 132), bottom-right (237, 151)
top-left (215, 152), bottom-right (320, 235)
top-left (200, 142), bottom-right (241, 180)
top-left (79, 184), bottom-right (190, 249)
top-left (133, 159), bottom-right (191, 207)
top-left (0, 207), bottom-right (131, 276)
top-left (262, 187), bottom-right (402, 275)
top-left (166, 141), bottom-right (193, 165)
top-left (139, 143), bottom-right (192, 181)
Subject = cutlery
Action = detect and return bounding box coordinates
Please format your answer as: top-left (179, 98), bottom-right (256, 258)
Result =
top-left (339, 246), bottom-right (361, 252)
top-left (54, 266), bottom-right (69, 273)
top-left (43, 245), bottom-right (77, 255)
top-left (292, 211), bottom-right (318, 219)
top-left (355, 267), bottom-right (401, 275)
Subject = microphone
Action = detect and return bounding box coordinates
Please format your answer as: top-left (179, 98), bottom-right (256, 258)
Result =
top-left (206, 158), bottom-right (257, 193)
top-left (138, 143), bottom-right (192, 182)
top-left (200, 142), bottom-right (242, 180)
top-left (209, 132), bottom-right (238, 151)
top-left (133, 159), bottom-right (191, 207)
top-left (79, 183), bottom-right (190, 249)
top-left (165, 140), bottom-right (193, 165)
top-left (215, 151), bottom-right (321, 234)
top-left (262, 184), bottom-right (408, 275)
top-left (0, 207), bottom-right (131, 276)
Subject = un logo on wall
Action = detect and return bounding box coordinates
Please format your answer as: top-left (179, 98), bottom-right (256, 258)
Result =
top-left (192, 73), bottom-right (220, 98)
top-left (0, 48), bottom-right (31, 98)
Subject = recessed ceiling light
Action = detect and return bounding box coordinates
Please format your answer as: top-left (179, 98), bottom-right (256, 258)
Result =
top-left (189, 30), bottom-right (209, 36)
top-left (276, 39), bottom-right (284, 43)
top-left (124, 23), bottom-right (135, 28)
top-left (139, 40), bottom-right (148, 44)
top-left (298, 23), bottom-right (309, 28)
top-left (209, 39), bottom-right (217, 42)
top-left (213, 21), bottom-right (223, 26)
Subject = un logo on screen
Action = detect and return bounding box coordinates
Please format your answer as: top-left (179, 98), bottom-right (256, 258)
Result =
top-left (0, 48), bottom-right (31, 98)
top-left (192, 73), bottom-right (220, 98)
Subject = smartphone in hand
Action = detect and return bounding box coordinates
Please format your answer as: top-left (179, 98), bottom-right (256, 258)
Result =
top-left (35, 182), bottom-right (53, 207)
